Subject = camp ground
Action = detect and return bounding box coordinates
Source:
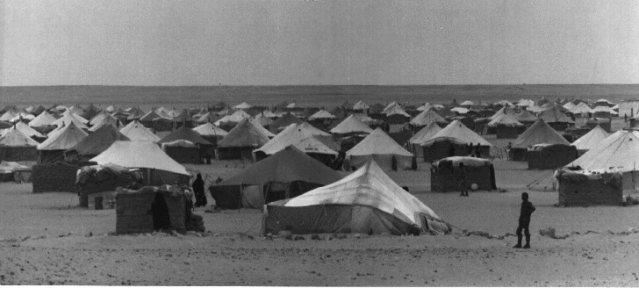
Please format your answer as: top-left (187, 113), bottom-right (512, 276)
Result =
top-left (0, 95), bottom-right (638, 286)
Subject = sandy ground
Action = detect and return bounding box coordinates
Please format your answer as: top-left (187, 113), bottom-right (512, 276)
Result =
top-left (3, 133), bottom-right (639, 285)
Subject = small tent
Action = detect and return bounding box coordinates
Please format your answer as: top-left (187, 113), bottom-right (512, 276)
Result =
top-left (36, 122), bottom-right (88, 163)
top-left (158, 127), bottom-right (213, 164)
top-left (346, 128), bottom-right (414, 171)
top-left (421, 120), bottom-right (493, 162)
top-left (408, 122), bottom-right (443, 160)
top-left (409, 108), bottom-right (447, 128)
top-left (487, 113), bottom-right (525, 139)
top-left (538, 106), bottom-right (574, 131)
top-left (254, 124), bottom-right (338, 165)
top-left (192, 122), bottom-right (228, 145)
top-left (509, 119), bottom-right (571, 161)
top-left (0, 128), bottom-right (39, 162)
top-left (263, 160), bottom-right (451, 236)
top-left (216, 118), bottom-right (273, 160)
top-left (90, 141), bottom-right (190, 186)
top-left (329, 115), bottom-right (374, 136)
top-left (211, 146), bottom-right (342, 209)
top-left (119, 120), bottom-right (161, 142)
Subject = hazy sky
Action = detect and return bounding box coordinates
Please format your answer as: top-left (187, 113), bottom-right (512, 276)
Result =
top-left (1, 0), bottom-right (638, 86)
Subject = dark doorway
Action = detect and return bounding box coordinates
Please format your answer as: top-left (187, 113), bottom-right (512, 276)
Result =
top-left (152, 193), bottom-right (171, 231)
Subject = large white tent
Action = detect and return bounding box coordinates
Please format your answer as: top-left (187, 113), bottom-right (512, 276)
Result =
top-left (90, 141), bottom-right (189, 176)
top-left (264, 160), bottom-right (451, 235)
top-left (567, 130), bottom-right (639, 189)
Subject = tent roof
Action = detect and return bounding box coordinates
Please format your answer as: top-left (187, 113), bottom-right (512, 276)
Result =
top-left (126, 107), bottom-right (146, 120)
top-left (37, 122), bottom-right (88, 150)
top-left (255, 124), bottom-right (338, 156)
top-left (330, 115), bottom-right (374, 135)
top-left (422, 120), bottom-right (493, 147)
top-left (52, 113), bottom-right (88, 129)
top-left (90, 141), bottom-right (189, 175)
top-left (410, 108), bottom-right (446, 126)
top-left (409, 122), bottom-right (443, 144)
top-left (158, 126), bottom-right (212, 145)
top-left (487, 113), bottom-right (524, 127)
top-left (308, 109), bottom-right (336, 120)
top-left (514, 110), bottom-right (538, 122)
top-left (67, 124), bottom-right (130, 156)
top-left (218, 145), bottom-right (341, 186)
top-left (383, 104), bottom-right (410, 117)
top-left (0, 111), bottom-right (17, 122)
top-left (0, 128), bottom-right (39, 147)
top-left (192, 123), bottom-right (228, 137)
top-left (217, 118), bottom-right (273, 148)
top-left (346, 128), bottom-right (413, 157)
top-left (269, 113), bottom-right (303, 131)
top-left (119, 121), bottom-right (161, 142)
top-left (297, 122), bottom-right (331, 137)
top-left (252, 113), bottom-right (274, 127)
top-left (568, 131), bottom-right (639, 173)
top-left (233, 102), bottom-right (252, 109)
top-left (490, 106), bottom-right (518, 121)
top-left (512, 119), bottom-right (570, 148)
top-left (352, 100), bottom-right (370, 110)
top-left (460, 100), bottom-right (475, 106)
top-left (572, 125), bottom-right (611, 151)
top-left (280, 160), bottom-right (446, 231)
top-left (571, 102), bottom-right (594, 114)
top-left (88, 114), bottom-right (120, 132)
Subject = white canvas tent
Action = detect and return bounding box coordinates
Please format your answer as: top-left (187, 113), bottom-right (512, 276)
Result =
top-left (330, 115), bottom-right (374, 135)
top-left (572, 125), bottom-right (611, 153)
top-left (346, 128), bottom-right (413, 170)
top-left (567, 131), bottom-right (639, 190)
top-left (119, 121), bottom-right (161, 142)
top-left (90, 141), bottom-right (189, 176)
top-left (264, 160), bottom-right (451, 236)
top-left (409, 108), bottom-right (446, 127)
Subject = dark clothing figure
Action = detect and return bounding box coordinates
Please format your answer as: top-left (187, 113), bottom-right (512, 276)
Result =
top-left (515, 192), bottom-right (536, 248)
top-left (192, 173), bottom-right (206, 207)
top-left (448, 145), bottom-right (456, 157)
top-left (458, 163), bottom-right (469, 196)
top-left (474, 143), bottom-right (481, 158)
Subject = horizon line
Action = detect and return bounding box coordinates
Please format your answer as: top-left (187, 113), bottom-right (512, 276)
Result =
top-left (2, 83), bottom-right (639, 88)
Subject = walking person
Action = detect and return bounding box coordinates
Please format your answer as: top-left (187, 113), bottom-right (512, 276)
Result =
top-left (458, 163), bottom-right (469, 197)
top-left (192, 173), bottom-right (206, 207)
top-left (514, 192), bottom-right (536, 248)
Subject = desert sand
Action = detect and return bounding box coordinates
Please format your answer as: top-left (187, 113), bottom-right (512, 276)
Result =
top-left (2, 136), bottom-right (639, 286)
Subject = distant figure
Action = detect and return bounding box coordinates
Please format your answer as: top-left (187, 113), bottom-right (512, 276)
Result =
top-left (514, 192), bottom-right (536, 249)
top-left (458, 163), bottom-right (469, 197)
top-left (474, 143), bottom-right (481, 158)
top-left (192, 173), bottom-right (206, 207)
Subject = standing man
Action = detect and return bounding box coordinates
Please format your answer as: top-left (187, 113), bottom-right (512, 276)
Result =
top-left (514, 192), bottom-right (536, 248)
top-left (192, 173), bottom-right (206, 207)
